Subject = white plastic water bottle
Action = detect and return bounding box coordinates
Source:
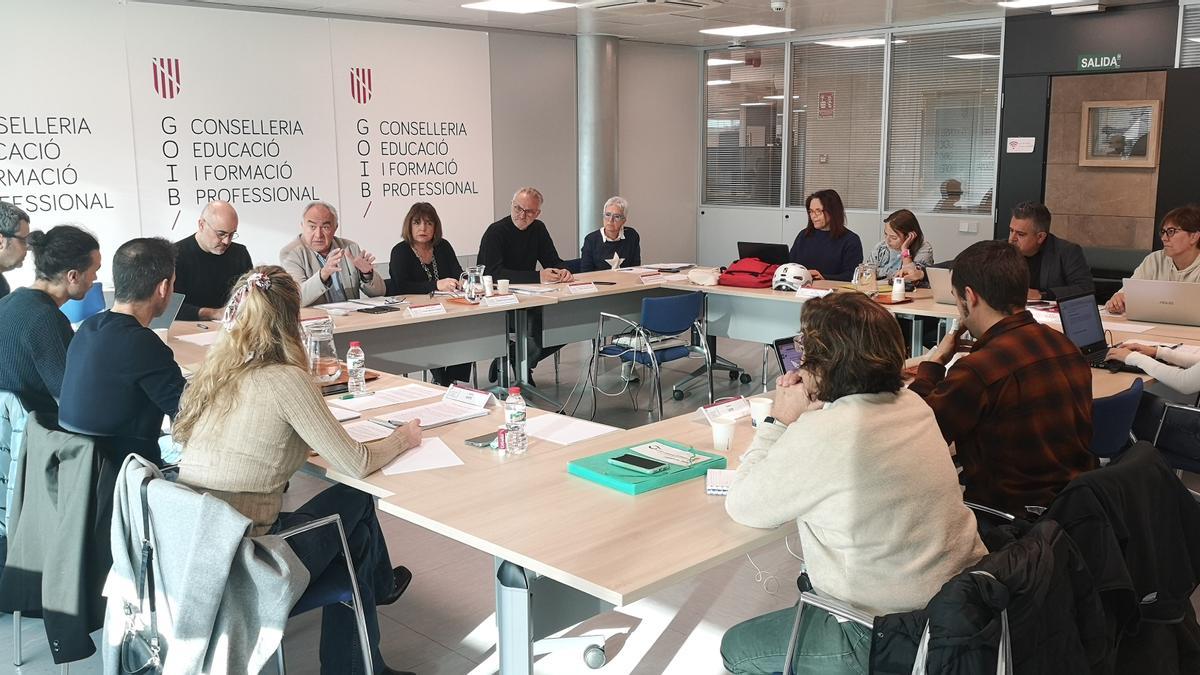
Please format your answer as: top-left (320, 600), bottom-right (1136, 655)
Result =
top-left (347, 341), bottom-right (367, 396)
top-left (504, 387), bottom-right (528, 455)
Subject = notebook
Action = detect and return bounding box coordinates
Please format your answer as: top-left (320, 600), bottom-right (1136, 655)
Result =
top-left (706, 469), bottom-right (736, 496)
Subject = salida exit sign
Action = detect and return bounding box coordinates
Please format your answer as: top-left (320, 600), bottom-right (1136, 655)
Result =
top-left (1078, 53), bottom-right (1122, 71)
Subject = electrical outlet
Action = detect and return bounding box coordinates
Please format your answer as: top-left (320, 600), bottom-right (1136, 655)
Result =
top-left (958, 221), bottom-right (977, 233)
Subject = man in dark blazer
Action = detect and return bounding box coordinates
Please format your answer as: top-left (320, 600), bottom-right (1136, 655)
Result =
top-left (1007, 202), bottom-right (1094, 301)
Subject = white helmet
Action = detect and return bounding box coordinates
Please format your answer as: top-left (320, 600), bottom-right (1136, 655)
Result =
top-left (773, 263), bottom-right (813, 291)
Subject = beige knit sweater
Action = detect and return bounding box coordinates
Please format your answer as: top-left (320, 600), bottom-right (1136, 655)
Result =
top-left (177, 364), bottom-right (411, 535)
top-left (726, 389), bottom-right (988, 617)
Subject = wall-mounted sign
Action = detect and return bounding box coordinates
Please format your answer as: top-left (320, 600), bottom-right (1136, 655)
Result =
top-left (1077, 53), bottom-right (1122, 71)
top-left (817, 91), bottom-right (835, 119)
top-left (1005, 137), bottom-right (1036, 154)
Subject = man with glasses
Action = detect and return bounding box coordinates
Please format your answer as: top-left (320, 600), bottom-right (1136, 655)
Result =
top-left (478, 187), bottom-right (573, 384)
top-left (1106, 205), bottom-right (1200, 314)
top-left (281, 200), bottom-right (384, 307)
top-left (580, 195), bottom-right (640, 272)
top-left (1006, 201), bottom-right (1093, 301)
top-left (173, 200), bottom-right (253, 320)
top-left (0, 200), bottom-right (31, 300)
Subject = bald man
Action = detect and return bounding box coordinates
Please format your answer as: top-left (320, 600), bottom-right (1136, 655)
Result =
top-left (173, 201), bottom-right (253, 321)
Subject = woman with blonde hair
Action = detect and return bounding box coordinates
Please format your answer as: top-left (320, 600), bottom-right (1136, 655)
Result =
top-left (175, 265), bottom-right (420, 675)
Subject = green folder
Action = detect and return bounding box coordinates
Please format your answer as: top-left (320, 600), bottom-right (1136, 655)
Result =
top-left (567, 439), bottom-right (727, 495)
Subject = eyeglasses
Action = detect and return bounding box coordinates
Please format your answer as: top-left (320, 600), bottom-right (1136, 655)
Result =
top-left (808, 208), bottom-right (825, 216)
top-left (1161, 227), bottom-right (1188, 239)
top-left (603, 211), bottom-right (626, 221)
top-left (512, 204), bottom-right (538, 218)
top-left (213, 230), bottom-right (238, 241)
top-left (2, 232), bottom-right (28, 244)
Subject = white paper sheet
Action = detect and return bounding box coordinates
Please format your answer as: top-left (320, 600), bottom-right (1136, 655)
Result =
top-left (381, 437), bottom-right (464, 475)
top-left (524, 414), bottom-right (618, 445)
top-left (375, 399), bottom-right (490, 429)
top-left (328, 384), bottom-right (445, 412)
top-left (328, 404), bottom-right (360, 422)
top-left (1032, 307), bottom-right (1157, 334)
top-left (315, 301), bottom-right (365, 312)
top-left (177, 331), bottom-right (220, 346)
top-left (342, 420), bottom-right (393, 443)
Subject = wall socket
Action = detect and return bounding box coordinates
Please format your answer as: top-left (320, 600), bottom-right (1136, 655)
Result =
top-left (958, 221), bottom-right (977, 233)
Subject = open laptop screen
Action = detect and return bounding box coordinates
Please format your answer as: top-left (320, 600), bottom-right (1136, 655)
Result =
top-left (1057, 293), bottom-right (1105, 351)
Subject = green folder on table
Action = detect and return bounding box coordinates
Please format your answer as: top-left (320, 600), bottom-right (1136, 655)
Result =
top-left (567, 439), bottom-right (726, 495)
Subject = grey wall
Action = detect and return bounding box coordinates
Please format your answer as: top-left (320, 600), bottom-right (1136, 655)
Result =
top-left (617, 41), bottom-right (700, 264)
top-left (488, 31), bottom-right (579, 258)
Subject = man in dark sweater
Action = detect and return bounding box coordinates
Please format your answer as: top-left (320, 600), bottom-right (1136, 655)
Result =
top-left (1007, 202), bottom-right (1093, 301)
top-left (60, 237), bottom-right (186, 465)
top-left (478, 187), bottom-right (574, 383)
top-left (174, 201), bottom-right (252, 321)
top-left (0, 225), bottom-right (101, 417)
top-left (0, 201), bottom-right (32, 300)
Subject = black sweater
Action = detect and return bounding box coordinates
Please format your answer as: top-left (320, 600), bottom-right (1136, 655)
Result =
top-left (388, 239), bottom-right (465, 295)
top-left (173, 234), bottom-right (253, 321)
top-left (580, 227), bottom-right (641, 272)
top-left (59, 311), bottom-right (185, 463)
top-left (0, 273), bottom-right (9, 300)
top-left (476, 216), bottom-right (565, 284)
top-left (0, 287), bottom-right (73, 416)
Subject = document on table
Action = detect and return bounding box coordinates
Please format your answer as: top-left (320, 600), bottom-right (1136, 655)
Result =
top-left (375, 399), bottom-right (490, 429)
top-left (1033, 306), bottom-right (1156, 334)
top-left (315, 301), bottom-right (366, 312)
top-left (509, 284), bottom-right (559, 295)
top-left (524, 414), bottom-right (618, 445)
top-left (328, 404), bottom-right (360, 422)
top-left (381, 437), bottom-right (464, 475)
top-left (177, 331), bottom-right (220, 346)
top-left (328, 384), bottom-right (445, 412)
top-left (342, 420), bottom-right (393, 443)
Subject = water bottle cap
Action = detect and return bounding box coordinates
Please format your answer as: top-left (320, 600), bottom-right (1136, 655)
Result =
top-left (350, 341), bottom-right (361, 347)
top-left (508, 387), bottom-right (521, 395)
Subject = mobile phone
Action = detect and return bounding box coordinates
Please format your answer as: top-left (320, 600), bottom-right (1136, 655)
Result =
top-left (321, 382), bottom-right (349, 396)
top-left (465, 432), bottom-right (499, 448)
top-left (358, 306), bottom-right (401, 314)
top-left (607, 453), bottom-right (668, 474)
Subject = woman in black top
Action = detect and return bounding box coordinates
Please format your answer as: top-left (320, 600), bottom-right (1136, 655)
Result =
top-left (388, 203), bottom-right (472, 386)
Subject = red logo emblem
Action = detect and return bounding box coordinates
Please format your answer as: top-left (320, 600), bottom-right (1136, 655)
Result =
top-left (350, 67), bottom-right (372, 104)
top-left (152, 57), bottom-right (182, 100)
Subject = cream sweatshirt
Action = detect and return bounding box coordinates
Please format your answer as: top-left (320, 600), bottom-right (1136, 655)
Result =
top-left (1126, 347), bottom-right (1200, 396)
top-left (725, 389), bottom-right (987, 617)
top-left (1129, 250), bottom-right (1200, 284)
top-left (177, 364), bottom-right (412, 535)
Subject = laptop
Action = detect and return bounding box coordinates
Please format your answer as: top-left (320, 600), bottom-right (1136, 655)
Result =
top-left (150, 292), bottom-right (186, 330)
top-left (773, 336), bottom-right (803, 373)
top-left (925, 267), bottom-right (956, 305)
top-left (737, 241), bottom-right (790, 266)
top-left (1057, 293), bottom-right (1142, 373)
top-left (1122, 278), bottom-right (1200, 326)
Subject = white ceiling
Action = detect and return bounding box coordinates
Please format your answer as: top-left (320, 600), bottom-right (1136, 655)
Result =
top-left (160, 0), bottom-right (1162, 47)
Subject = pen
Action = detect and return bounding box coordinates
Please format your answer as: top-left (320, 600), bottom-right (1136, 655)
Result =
top-left (340, 391), bottom-right (375, 399)
top-left (195, 323), bottom-right (210, 330)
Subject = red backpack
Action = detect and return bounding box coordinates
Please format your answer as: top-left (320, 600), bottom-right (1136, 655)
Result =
top-left (718, 257), bottom-right (779, 289)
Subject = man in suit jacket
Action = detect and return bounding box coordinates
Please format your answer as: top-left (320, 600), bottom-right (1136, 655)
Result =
top-left (1007, 202), bottom-right (1094, 301)
top-left (280, 201), bottom-right (385, 306)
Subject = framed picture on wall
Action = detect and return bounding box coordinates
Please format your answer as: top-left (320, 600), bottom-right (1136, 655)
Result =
top-left (1078, 99), bottom-right (1161, 168)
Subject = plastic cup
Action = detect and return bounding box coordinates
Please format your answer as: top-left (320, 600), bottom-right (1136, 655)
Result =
top-left (711, 416), bottom-right (737, 453)
top-left (497, 279), bottom-right (510, 294)
top-left (748, 397), bottom-right (773, 427)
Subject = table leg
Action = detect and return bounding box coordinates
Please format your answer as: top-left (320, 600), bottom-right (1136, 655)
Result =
top-left (512, 308), bottom-right (562, 408)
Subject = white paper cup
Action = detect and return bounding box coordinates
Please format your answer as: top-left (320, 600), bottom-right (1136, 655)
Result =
top-left (497, 279), bottom-right (510, 294)
top-left (711, 416), bottom-right (737, 453)
top-left (748, 397), bottom-right (773, 427)
top-left (482, 275), bottom-right (494, 297)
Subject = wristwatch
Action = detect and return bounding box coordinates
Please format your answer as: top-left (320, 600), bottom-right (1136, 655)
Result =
top-left (763, 416), bottom-right (777, 426)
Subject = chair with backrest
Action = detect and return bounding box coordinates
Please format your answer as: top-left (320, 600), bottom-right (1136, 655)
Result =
top-left (1090, 378), bottom-right (1144, 460)
top-left (59, 281), bottom-right (105, 324)
top-left (585, 292), bottom-right (712, 419)
top-left (1133, 391), bottom-right (1200, 473)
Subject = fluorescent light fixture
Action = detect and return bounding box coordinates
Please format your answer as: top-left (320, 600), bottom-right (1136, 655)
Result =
top-left (815, 37), bottom-right (886, 48)
top-left (707, 57), bottom-right (742, 66)
top-left (740, 102), bottom-right (771, 106)
top-left (892, 39), bottom-right (908, 44)
top-left (1050, 3), bottom-right (1103, 13)
top-left (997, 0), bottom-right (1083, 7)
top-left (763, 95), bottom-right (785, 100)
top-left (949, 53), bottom-right (1001, 60)
top-left (1189, 38), bottom-right (1200, 44)
top-left (700, 25), bottom-right (795, 37)
top-left (461, 0), bottom-right (575, 13)
top-left (707, 79), bottom-right (732, 85)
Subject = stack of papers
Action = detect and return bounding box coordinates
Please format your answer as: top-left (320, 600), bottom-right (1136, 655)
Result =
top-left (328, 404), bottom-right (360, 422)
top-left (524, 415), bottom-right (618, 445)
top-left (706, 469), bottom-right (736, 496)
top-left (374, 399), bottom-right (490, 429)
top-left (328, 384), bottom-right (444, 412)
top-left (342, 420), bottom-right (393, 443)
top-left (509, 284), bottom-right (559, 296)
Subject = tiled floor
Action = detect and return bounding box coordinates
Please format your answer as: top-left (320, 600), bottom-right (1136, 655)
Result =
top-left (2, 338), bottom-right (796, 674)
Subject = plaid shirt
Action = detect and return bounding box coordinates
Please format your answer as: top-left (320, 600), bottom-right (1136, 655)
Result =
top-left (910, 311), bottom-right (1096, 515)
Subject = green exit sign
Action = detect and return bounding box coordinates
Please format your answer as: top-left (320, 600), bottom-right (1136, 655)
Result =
top-left (1078, 53), bottom-right (1122, 71)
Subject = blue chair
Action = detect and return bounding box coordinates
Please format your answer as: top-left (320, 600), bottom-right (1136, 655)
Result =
top-left (1090, 378), bottom-right (1144, 460)
top-left (586, 292), bottom-right (712, 419)
top-left (274, 514), bottom-right (373, 675)
top-left (59, 281), bottom-right (105, 323)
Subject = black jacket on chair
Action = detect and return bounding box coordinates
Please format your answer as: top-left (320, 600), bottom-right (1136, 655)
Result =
top-left (0, 412), bottom-right (117, 664)
top-left (871, 520), bottom-right (1110, 675)
top-left (1045, 442), bottom-right (1200, 674)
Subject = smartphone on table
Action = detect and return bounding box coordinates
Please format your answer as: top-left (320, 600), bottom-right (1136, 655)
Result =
top-left (607, 453), bottom-right (668, 474)
top-left (465, 432), bottom-right (499, 448)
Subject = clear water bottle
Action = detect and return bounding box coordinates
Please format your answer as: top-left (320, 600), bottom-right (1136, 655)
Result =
top-left (347, 341), bottom-right (367, 396)
top-left (504, 387), bottom-right (527, 455)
